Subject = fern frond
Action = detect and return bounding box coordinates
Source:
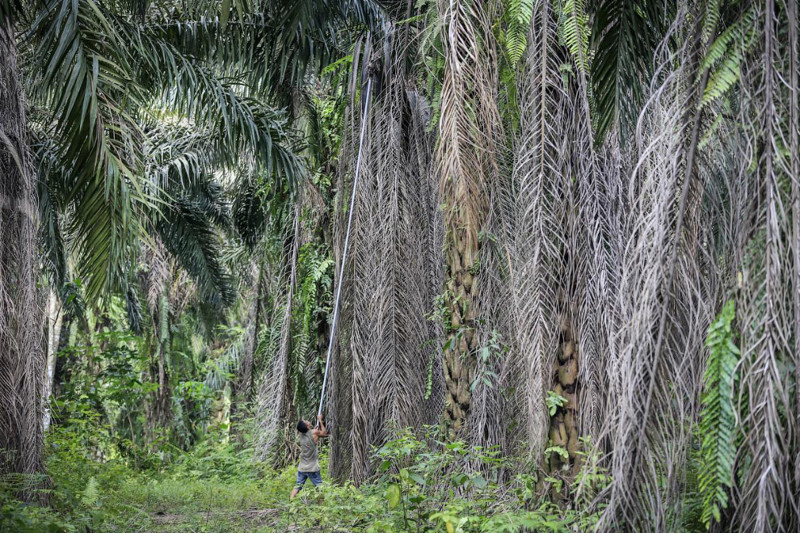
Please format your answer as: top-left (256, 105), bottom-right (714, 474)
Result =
top-left (698, 299), bottom-right (740, 529)
top-left (702, 0), bottom-right (722, 44)
top-left (504, 0), bottom-right (534, 64)
top-left (702, 52), bottom-right (743, 107)
top-left (559, 0), bottom-right (591, 73)
top-left (700, 8), bottom-right (756, 107)
top-left (701, 8), bottom-right (755, 69)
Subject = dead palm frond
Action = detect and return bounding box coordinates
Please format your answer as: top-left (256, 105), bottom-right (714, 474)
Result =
top-left (436, 0), bottom-right (503, 435)
top-left (0, 16), bottom-right (46, 484)
top-left (732, 0), bottom-right (800, 529)
top-left (348, 29), bottom-right (443, 482)
top-left (254, 203), bottom-right (301, 464)
top-left (598, 4), bottom-right (720, 527)
top-left (508, 0), bottom-right (570, 458)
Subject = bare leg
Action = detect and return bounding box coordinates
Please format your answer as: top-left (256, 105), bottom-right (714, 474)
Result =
top-left (290, 488), bottom-right (299, 499)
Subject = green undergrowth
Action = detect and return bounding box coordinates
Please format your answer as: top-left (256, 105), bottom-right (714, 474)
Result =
top-left (1, 424), bottom-right (604, 532)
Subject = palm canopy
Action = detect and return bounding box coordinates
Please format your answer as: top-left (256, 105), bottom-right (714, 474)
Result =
top-left (22, 0), bottom-right (345, 301)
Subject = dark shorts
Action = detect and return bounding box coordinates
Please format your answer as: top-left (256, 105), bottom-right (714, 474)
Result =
top-left (294, 471), bottom-right (322, 491)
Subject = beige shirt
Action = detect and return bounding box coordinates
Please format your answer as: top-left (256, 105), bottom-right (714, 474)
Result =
top-left (297, 431), bottom-right (320, 472)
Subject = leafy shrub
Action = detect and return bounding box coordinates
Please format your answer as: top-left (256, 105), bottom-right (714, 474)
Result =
top-left (285, 425), bottom-right (604, 532)
top-left (1, 421), bottom-right (605, 532)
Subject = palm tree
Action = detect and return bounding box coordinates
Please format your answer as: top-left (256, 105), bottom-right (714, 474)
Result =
top-left (0, 4), bottom-right (46, 485)
top-left (436, 0), bottom-right (503, 438)
top-left (2, 0), bottom-right (305, 482)
top-left (320, 0), bottom-right (800, 528)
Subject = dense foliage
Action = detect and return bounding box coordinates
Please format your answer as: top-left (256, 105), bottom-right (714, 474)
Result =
top-left (1, 416), bottom-right (606, 531)
top-left (1, 0), bottom-right (800, 531)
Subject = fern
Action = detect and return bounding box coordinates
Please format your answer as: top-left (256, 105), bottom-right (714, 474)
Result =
top-left (559, 0), bottom-right (591, 73)
top-left (700, 8), bottom-right (756, 107)
top-left (504, 0), bottom-right (534, 64)
top-left (698, 299), bottom-right (740, 529)
top-left (81, 476), bottom-right (99, 507)
top-left (702, 0), bottom-right (722, 44)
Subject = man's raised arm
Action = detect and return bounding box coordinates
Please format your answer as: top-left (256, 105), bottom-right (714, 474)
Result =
top-left (314, 414), bottom-right (327, 440)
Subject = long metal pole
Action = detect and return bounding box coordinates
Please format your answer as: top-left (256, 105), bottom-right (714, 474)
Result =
top-left (316, 75), bottom-right (373, 422)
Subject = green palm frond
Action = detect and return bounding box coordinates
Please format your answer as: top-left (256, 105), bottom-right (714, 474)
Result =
top-left (38, 178), bottom-right (66, 288)
top-left (27, 0), bottom-right (304, 301)
top-left (268, 0), bottom-right (384, 86)
top-left (35, 135), bottom-right (67, 288)
top-left (190, 179), bottom-right (231, 230)
top-left (127, 28), bottom-right (305, 182)
top-left (233, 171), bottom-right (293, 250)
top-left (232, 180), bottom-right (268, 249)
top-left (60, 280), bottom-right (87, 321)
top-left (155, 183), bottom-right (235, 307)
top-left (144, 123), bottom-right (216, 188)
top-left (698, 299), bottom-right (740, 529)
top-left (140, 0), bottom-right (383, 103)
top-left (589, 0), bottom-right (670, 144)
top-left (32, 0), bottom-right (156, 299)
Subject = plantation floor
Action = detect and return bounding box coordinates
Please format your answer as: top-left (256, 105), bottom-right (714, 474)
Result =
top-left (146, 508), bottom-right (281, 532)
top-left (39, 436), bottom-right (594, 531)
top-left (106, 473), bottom-right (353, 532)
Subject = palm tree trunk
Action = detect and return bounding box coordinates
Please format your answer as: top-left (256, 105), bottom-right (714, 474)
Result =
top-left (230, 262), bottom-right (263, 442)
top-left (43, 287), bottom-right (63, 432)
top-left (146, 293), bottom-right (172, 439)
top-left (0, 16), bottom-right (46, 486)
top-left (155, 294), bottom-right (172, 427)
top-left (436, 0), bottom-right (501, 437)
top-left (442, 220), bottom-right (480, 435)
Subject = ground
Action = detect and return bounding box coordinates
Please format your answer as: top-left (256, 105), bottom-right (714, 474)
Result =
top-left (100, 468), bottom-right (346, 532)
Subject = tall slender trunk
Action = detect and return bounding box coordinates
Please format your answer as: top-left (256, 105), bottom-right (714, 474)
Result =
top-left (42, 287), bottom-right (63, 432)
top-left (147, 293), bottom-right (172, 440)
top-left (436, 0), bottom-right (501, 437)
top-left (230, 262), bottom-right (264, 442)
top-left (0, 16), bottom-right (46, 486)
top-left (155, 293), bottom-right (172, 426)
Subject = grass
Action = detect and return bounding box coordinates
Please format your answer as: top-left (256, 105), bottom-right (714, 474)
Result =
top-left (2, 426), bottom-right (601, 532)
top-left (109, 478), bottom-right (282, 531)
top-left (99, 464), bottom-right (332, 531)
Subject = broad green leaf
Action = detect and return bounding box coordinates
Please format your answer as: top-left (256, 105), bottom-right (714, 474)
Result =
top-left (385, 483), bottom-right (401, 509)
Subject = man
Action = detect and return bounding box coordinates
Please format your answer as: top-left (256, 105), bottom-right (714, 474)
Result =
top-left (290, 414), bottom-right (327, 499)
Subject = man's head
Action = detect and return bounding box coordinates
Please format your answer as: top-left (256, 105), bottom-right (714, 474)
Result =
top-left (297, 419), bottom-right (311, 433)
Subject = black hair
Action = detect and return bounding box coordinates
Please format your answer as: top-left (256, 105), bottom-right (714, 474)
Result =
top-left (297, 420), bottom-right (308, 433)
